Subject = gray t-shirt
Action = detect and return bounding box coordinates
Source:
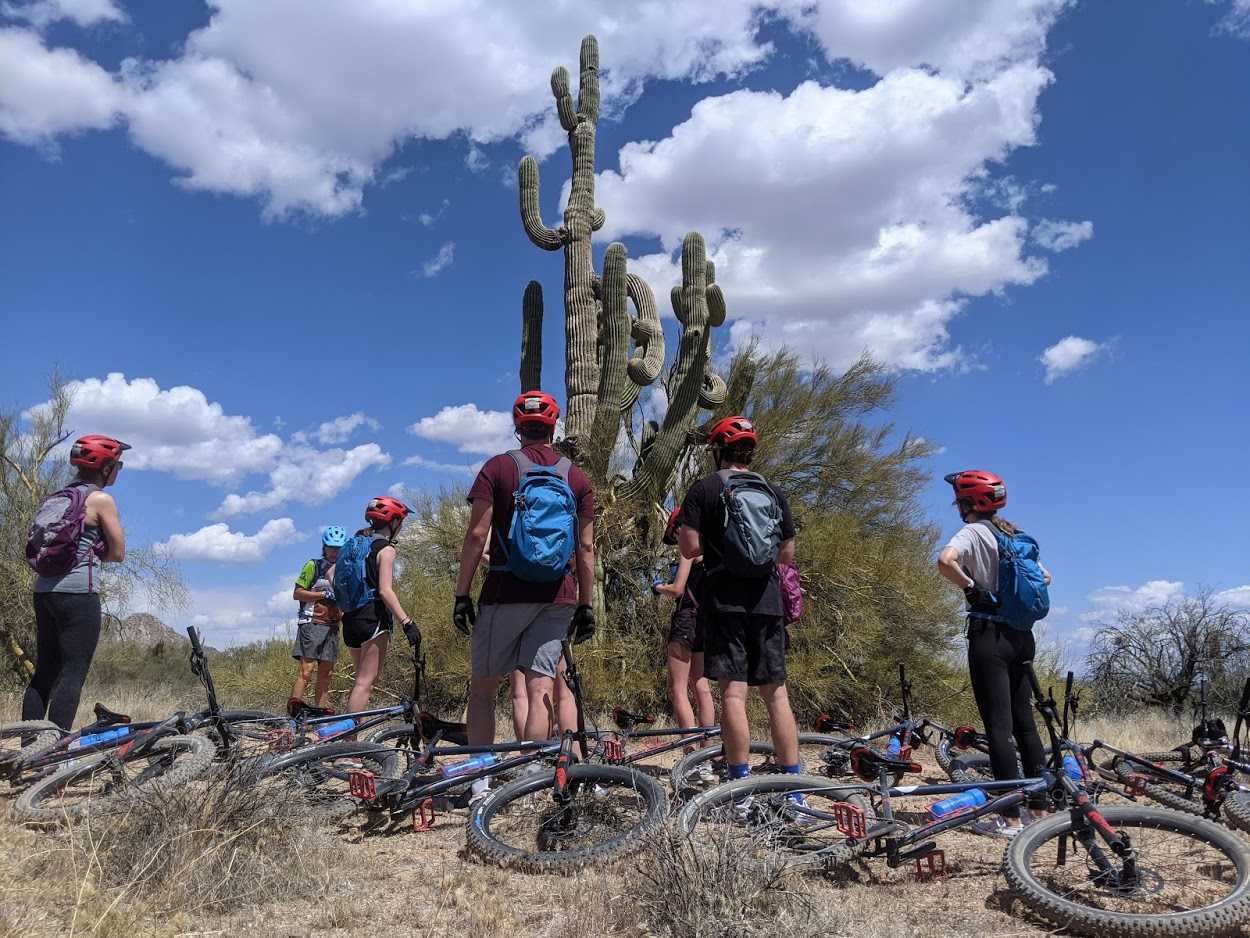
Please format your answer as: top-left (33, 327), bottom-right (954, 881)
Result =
top-left (33, 527), bottom-right (103, 594)
top-left (944, 522), bottom-right (999, 592)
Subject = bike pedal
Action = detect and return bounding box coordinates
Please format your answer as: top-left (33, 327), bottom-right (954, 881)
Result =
top-left (348, 770), bottom-right (377, 800)
top-left (833, 800), bottom-right (867, 838)
top-left (914, 849), bottom-right (946, 880)
top-left (411, 797), bottom-right (437, 832)
top-left (602, 738), bottom-right (625, 763)
top-left (266, 728), bottom-right (295, 753)
top-left (1123, 773), bottom-right (1149, 796)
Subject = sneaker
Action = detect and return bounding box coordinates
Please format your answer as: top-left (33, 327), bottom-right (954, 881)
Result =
top-left (591, 783), bottom-right (610, 800)
top-left (733, 795), bottom-right (755, 823)
top-left (971, 815), bottom-right (1022, 839)
top-left (695, 762), bottom-right (719, 786)
top-left (468, 785), bottom-right (491, 806)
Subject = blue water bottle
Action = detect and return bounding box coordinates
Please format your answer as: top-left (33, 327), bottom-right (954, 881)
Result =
top-left (70, 726), bottom-right (131, 750)
top-left (930, 788), bottom-right (988, 819)
top-left (314, 719), bottom-right (356, 739)
top-left (439, 753), bottom-right (500, 779)
top-left (885, 735), bottom-right (903, 757)
top-left (1062, 754), bottom-right (1083, 781)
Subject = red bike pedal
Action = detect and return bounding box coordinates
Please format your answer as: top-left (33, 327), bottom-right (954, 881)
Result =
top-left (914, 850), bottom-right (946, 880)
top-left (349, 770), bottom-right (377, 800)
top-left (1123, 773), bottom-right (1149, 796)
top-left (412, 797), bottom-right (437, 832)
top-left (833, 800), bottom-right (867, 838)
top-left (602, 737), bottom-right (624, 763)
top-left (266, 728), bottom-right (295, 752)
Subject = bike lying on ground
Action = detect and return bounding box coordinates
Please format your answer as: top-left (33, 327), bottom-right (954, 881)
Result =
top-left (256, 626), bottom-right (667, 873)
top-left (679, 668), bottom-right (1250, 938)
top-left (1091, 677), bottom-right (1250, 832)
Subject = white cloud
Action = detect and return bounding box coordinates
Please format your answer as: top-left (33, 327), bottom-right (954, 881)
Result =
top-left (158, 517), bottom-right (301, 564)
top-left (1, 0), bottom-right (125, 29)
top-left (1039, 335), bottom-right (1109, 384)
top-left (418, 241), bottom-right (456, 279)
top-left (409, 403), bottom-right (514, 456)
top-left (315, 412), bottom-right (380, 445)
top-left (1216, 585), bottom-right (1250, 609)
top-left (594, 55), bottom-right (1062, 370)
top-left (1080, 580), bottom-right (1186, 622)
top-left (402, 454), bottom-right (482, 475)
top-left (465, 143), bottom-right (489, 173)
top-left (27, 372), bottom-right (284, 484)
top-left (214, 442), bottom-right (391, 517)
top-left (1212, 0), bottom-right (1250, 38)
top-left (0, 27), bottom-right (124, 145)
top-left (415, 198), bottom-right (450, 227)
top-left (1032, 219), bottom-right (1093, 252)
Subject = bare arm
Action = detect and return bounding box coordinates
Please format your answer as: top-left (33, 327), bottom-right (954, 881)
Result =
top-left (1041, 562), bottom-right (1052, 586)
top-left (376, 545), bottom-right (409, 623)
top-left (455, 499), bottom-right (493, 596)
top-left (656, 554), bottom-right (695, 598)
top-left (576, 517), bottom-right (595, 606)
top-left (293, 587), bottom-right (327, 603)
top-left (778, 537), bottom-right (796, 566)
top-left (89, 491), bottom-right (125, 562)
top-left (937, 546), bottom-right (974, 590)
top-left (678, 526), bottom-right (702, 560)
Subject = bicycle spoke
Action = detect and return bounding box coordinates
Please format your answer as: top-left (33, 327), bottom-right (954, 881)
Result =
top-left (484, 776), bottom-right (651, 857)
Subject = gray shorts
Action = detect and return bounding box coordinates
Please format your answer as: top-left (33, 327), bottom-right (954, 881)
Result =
top-left (292, 621), bottom-right (339, 663)
top-left (471, 603), bottom-right (573, 679)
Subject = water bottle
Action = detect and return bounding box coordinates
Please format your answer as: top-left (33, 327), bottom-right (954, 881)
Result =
top-left (1062, 754), bottom-right (1083, 781)
top-left (930, 788), bottom-right (988, 819)
top-left (885, 735), bottom-right (902, 757)
top-left (439, 753), bottom-right (500, 779)
top-left (314, 719), bottom-right (356, 739)
top-left (70, 727), bottom-right (131, 750)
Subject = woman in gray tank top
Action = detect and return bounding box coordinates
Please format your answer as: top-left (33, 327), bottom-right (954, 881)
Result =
top-left (23, 435), bottom-right (129, 729)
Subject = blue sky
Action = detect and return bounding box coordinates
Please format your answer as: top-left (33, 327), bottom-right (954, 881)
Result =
top-left (1, 0), bottom-right (1247, 654)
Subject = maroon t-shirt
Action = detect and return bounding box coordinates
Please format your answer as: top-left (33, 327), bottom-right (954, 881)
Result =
top-left (467, 445), bottom-right (594, 605)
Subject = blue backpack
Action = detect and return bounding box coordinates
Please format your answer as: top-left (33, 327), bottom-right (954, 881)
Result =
top-left (981, 522), bottom-right (1050, 630)
top-left (494, 451), bottom-right (577, 583)
top-left (333, 534), bottom-right (377, 614)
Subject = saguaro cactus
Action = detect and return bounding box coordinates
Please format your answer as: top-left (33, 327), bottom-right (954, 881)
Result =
top-left (518, 35), bottom-right (732, 495)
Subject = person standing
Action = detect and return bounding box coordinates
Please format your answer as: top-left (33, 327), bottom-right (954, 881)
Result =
top-left (23, 435), bottom-right (129, 729)
top-left (937, 469), bottom-right (1053, 836)
top-left (654, 507), bottom-right (715, 733)
top-left (679, 416), bottom-right (800, 788)
top-left (453, 391), bottom-right (595, 796)
top-left (287, 525), bottom-right (346, 714)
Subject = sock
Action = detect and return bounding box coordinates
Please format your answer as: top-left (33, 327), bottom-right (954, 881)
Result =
top-left (727, 762), bottom-right (751, 780)
top-left (781, 763), bottom-right (802, 774)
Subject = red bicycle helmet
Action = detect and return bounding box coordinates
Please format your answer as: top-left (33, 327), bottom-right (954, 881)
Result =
top-left (944, 470), bottom-right (1006, 513)
top-left (365, 496), bottom-right (412, 525)
top-left (70, 435), bottom-right (131, 469)
top-left (707, 415), bottom-right (758, 448)
top-left (662, 507), bottom-right (683, 546)
top-left (513, 390), bottom-right (560, 429)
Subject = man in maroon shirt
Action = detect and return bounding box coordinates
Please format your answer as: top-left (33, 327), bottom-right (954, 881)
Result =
top-left (453, 391), bottom-right (596, 779)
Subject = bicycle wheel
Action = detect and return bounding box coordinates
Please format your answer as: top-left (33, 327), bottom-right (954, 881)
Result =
top-left (1220, 792), bottom-right (1250, 834)
top-left (935, 735), bottom-right (958, 774)
top-left (0, 720), bottom-right (62, 770)
top-left (670, 733), bottom-right (849, 796)
top-left (1110, 756), bottom-right (1205, 819)
top-left (196, 709), bottom-right (291, 760)
top-left (252, 740), bottom-right (402, 818)
top-left (14, 734), bottom-right (214, 822)
top-left (677, 773), bottom-right (875, 868)
top-left (1004, 805), bottom-right (1250, 937)
top-left (466, 764), bottom-right (667, 873)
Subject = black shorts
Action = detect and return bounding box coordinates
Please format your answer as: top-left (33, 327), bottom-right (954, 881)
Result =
top-left (667, 611), bottom-right (705, 653)
top-left (341, 615), bottom-right (392, 649)
top-left (703, 610), bottom-right (787, 686)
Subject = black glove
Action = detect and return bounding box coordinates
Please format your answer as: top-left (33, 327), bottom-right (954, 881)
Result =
top-left (401, 618), bottom-right (421, 650)
top-left (570, 604), bottom-right (595, 645)
top-left (453, 595), bottom-right (476, 637)
top-left (963, 584), bottom-right (998, 612)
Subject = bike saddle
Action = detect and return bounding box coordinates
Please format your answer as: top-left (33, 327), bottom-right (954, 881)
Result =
top-left (612, 707), bottom-right (655, 730)
top-left (288, 700), bottom-right (336, 720)
top-left (813, 712), bottom-right (853, 734)
top-left (418, 711), bottom-right (469, 745)
top-left (92, 703), bottom-right (132, 726)
top-left (849, 744), bottom-right (920, 780)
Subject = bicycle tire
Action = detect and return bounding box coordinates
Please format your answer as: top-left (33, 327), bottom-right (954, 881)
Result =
top-left (14, 733), bottom-right (214, 822)
top-left (0, 720), bottom-right (62, 770)
top-left (1220, 792), bottom-right (1250, 834)
top-left (1111, 758), bottom-right (1206, 819)
top-left (252, 740), bottom-right (402, 818)
top-left (677, 773), bottom-right (874, 868)
top-left (196, 709), bottom-right (290, 759)
top-left (946, 747), bottom-right (1056, 784)
top-left (466, 764), bottom-right (667, 874)
top-left (669, 733), bottom-right (849, 795)
top-left (1004, 804), bottom-right (1250, 938)
top-left (935, 736), bottom-right (957, 774)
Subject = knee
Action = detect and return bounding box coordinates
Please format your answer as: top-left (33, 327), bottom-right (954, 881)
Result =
top-left (470, 680), bottom-right (499, 706)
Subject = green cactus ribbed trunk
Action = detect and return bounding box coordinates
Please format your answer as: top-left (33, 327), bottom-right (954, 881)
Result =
top-left (520, 280), bottom-right (543, 392)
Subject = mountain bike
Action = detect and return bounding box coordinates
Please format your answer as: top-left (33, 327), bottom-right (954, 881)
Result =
top-left (260, 627), bottom-right (667, 873)
top-left (679, 668), bottom-right (1250, 938)
top-left (1090, 677), bottom-right (1250, 832)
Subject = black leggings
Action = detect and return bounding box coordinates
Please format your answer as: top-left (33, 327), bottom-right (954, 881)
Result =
top-left (967, 619), bottom-right (1047, 817)
top-left (22, 592), bottom-right (102, 730)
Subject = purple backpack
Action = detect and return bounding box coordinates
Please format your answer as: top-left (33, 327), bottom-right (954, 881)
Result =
top-left (25, 484), bottom-right (100, 577)
top-left (779, 562), bottom-right (803, 624)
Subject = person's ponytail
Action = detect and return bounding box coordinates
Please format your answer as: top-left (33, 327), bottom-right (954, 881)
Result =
top-left (989, 514), bottom-right (1020, 536)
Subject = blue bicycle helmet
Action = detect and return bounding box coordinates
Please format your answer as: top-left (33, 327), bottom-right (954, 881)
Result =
top-left (322, 525), bottom-right (348, 548)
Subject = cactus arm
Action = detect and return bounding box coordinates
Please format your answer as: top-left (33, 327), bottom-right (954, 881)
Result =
top-left (706, 284), bottom-right (726, 328)
top-left (519, 157), bottom-right (565, 251)
top-left (587, 242), bottom-right (630, 480)
top-left (521, 281), bottom-right (544, 392)
top-left (699, 370), bottom-right (728, 409)
top-left (591, 208), bottom-right (606, 231)
top-left (551, 66), bottom-right (577, 132)
top-left (625, 273), bottom-right (664, 387)
top-left (576, 35), bottom-right (600, 122)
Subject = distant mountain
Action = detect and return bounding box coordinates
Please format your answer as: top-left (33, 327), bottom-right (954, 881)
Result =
top-left (103, 613), bottom-right (189, 649)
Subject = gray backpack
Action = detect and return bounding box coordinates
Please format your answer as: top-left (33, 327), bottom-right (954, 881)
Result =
top-left (715, 470), bottom-right (783, 578)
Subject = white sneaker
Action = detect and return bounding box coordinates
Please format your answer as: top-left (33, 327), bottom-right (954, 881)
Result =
top-left (468, 778), bottom-right (491, 805)
top-left (971, 815), bottom-right (1022, 839)
top-left (733, 795), bottom-right (755, 823)
top-left (695, 762), bottom-right (718, 785)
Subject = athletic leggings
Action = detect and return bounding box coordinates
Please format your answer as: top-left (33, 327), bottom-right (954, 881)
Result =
top-left (22, 592), bottom-right (102, 730)
top-left (967, 619), bottom-right (1047, 817)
